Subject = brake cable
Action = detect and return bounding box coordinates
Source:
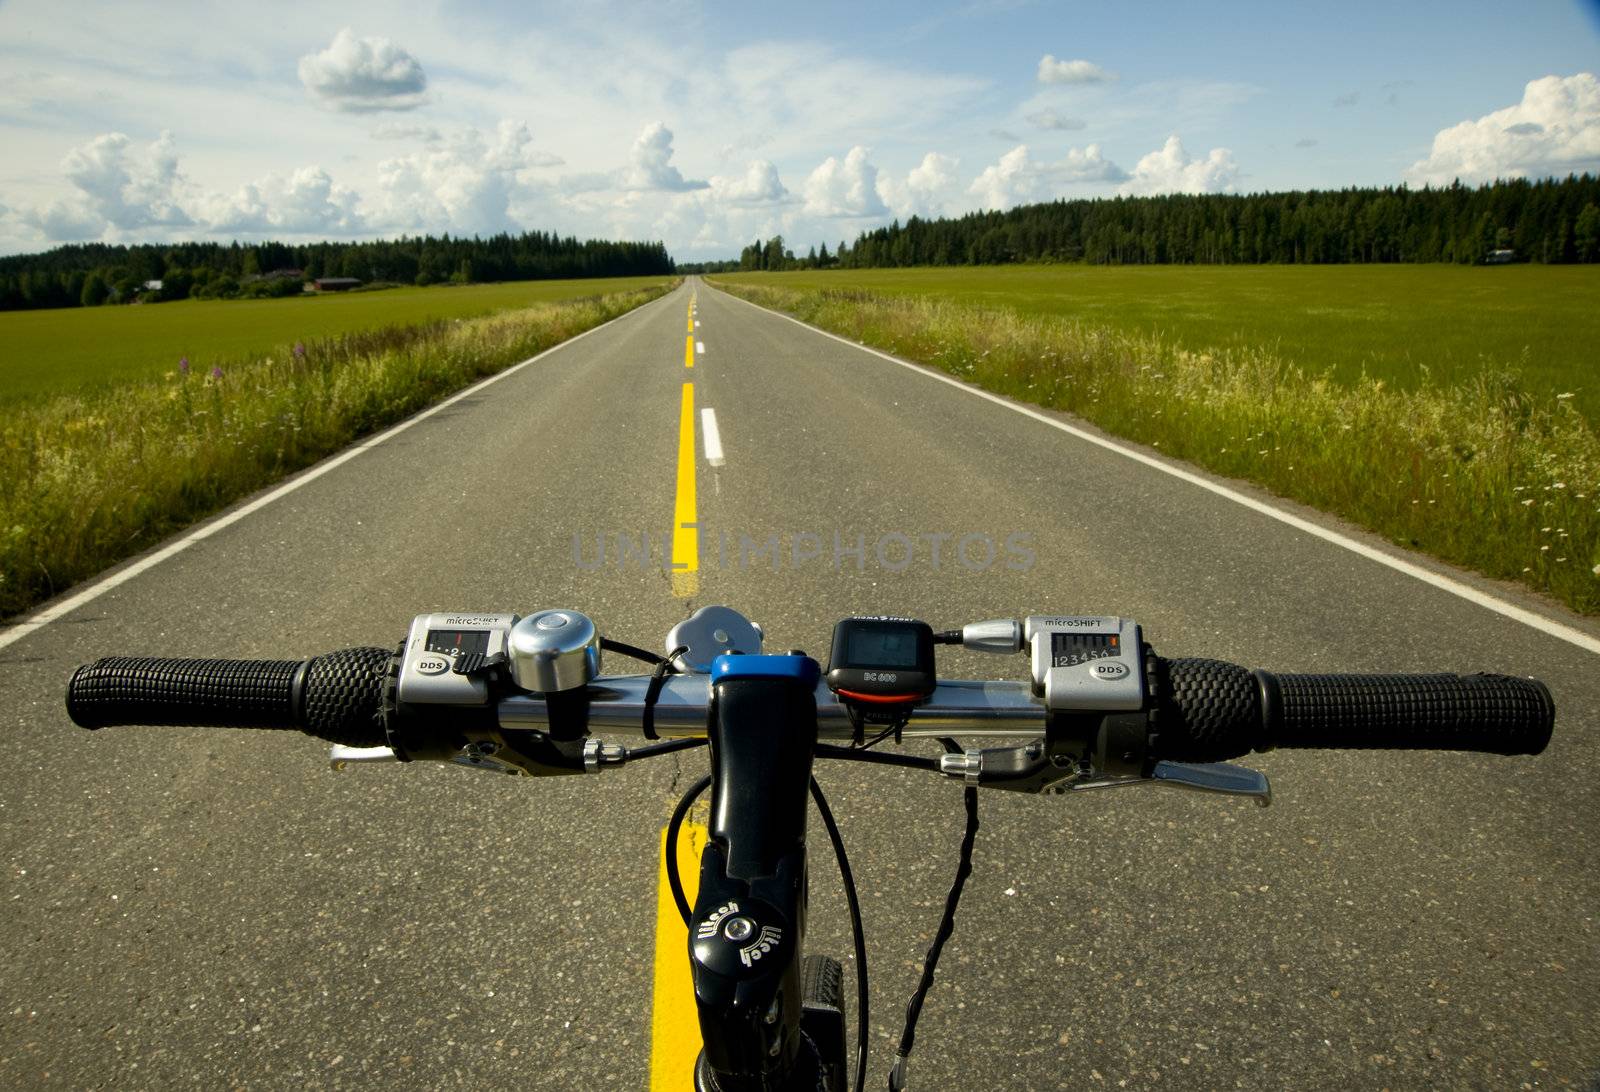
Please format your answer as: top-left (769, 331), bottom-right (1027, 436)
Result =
top-left (890, 739), bottom-right (980, 1092)
top-left (810, 776), bottom-right (869, 1092)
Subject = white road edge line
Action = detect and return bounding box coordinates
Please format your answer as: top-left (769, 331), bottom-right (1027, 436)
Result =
top-left (0, 287), bottom-right (682, 655)
top-left (695, 341), bottom-right (705, 354)
top-left (711, 284), bottom-right (1600, 658)
top-left (701, 408), bottom-right (726, 467)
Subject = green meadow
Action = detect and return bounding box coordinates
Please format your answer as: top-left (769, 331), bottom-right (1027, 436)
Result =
top-left (0, 276), bottom-right (674, 406)
top-left (710, 268), bottom-right (1600, 615)
top-left (716, 265), bottom-right (1600, 424)
top-left (0, 283), bottom-right (674, 617)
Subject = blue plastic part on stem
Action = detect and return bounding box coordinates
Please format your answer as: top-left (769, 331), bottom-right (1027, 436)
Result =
top-left (711, 654), bottom-right (821, 686)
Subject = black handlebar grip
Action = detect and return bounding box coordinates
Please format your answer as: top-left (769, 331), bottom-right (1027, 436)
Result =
top-left (1270, 672), bottom-right (1554, 756)
top-left (66, 647), bottom-right (392, 747)
top-left (1148, 657), bottom-right (1555, 761)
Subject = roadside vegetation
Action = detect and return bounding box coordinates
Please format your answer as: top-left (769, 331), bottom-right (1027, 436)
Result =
top-left (0, 283), bottom-right (674, 618)
top-left (710, 276), bottom-right (1599, 616)
top-left (0, 275), bottom-right (674, 405)
top-left (714, 265), bottom-right (1600, 422)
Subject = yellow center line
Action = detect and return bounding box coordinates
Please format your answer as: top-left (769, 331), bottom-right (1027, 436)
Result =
top-left (685, 334), bottom-right (694, 369)
top-left (671, 381), bottom-right (699, 598)
top-left (649, 820), bottom-right (707, 1089)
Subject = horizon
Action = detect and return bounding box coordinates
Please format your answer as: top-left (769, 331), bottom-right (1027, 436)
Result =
top-left (2, 1), bottom-right (1598, 261)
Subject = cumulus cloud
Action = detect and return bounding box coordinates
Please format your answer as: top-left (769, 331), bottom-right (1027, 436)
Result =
top-left (369, 120), bottom-right (555, 234)
top-left (1294, 138), bottom-right (1319, 148)
top-left (1404, 73), bottom-right (1600, 185)
top-left (27, 130), bottom-right (193, 240)
top-left (878, 152), bottom-right (963, 218)
top-left (1333, 91), bottom-right (1360, 108)
top-left (710, 160), bottom-right (791, 205)
top-left (206, 166), bottom-right (364, 235)
top-left (1026, 109), bottom-right (1087, 131)
top-left (1117, 135), bottom-right (1239, 196)
top-left (804, 146), bottom-right (889, 217)
top-left (622, 122), bottom-right (708, 192)
top-left (969, 143), bottom-right (1126, 210)
top-left (372, 123), bottom-right (443, 143)
top-left (1037, 55), bottom-right (1114, 85)
top-left (299, 28), bottom-right (428, 113)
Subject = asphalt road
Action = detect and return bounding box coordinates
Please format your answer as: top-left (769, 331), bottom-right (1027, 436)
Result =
top-left (3, 277), bottom-right (1597, 1090)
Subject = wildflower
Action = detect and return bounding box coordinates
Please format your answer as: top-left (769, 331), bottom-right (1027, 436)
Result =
top-left (1593, 563), bottom-right (1600, 576)
top-left (210, 365), bottom-right (224, 379)
top-left (1556, 392), bottom-right (1575, 400)
top-left (179, 356), bottom-right (190, 375)
top-left (1521, 499), bottom-right (1536, 506)
top-left (294, 342), bottom-right (306, 358)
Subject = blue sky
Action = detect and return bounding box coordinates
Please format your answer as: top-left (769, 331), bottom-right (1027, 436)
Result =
top-left (0, 0), bottom-right (1596, 259)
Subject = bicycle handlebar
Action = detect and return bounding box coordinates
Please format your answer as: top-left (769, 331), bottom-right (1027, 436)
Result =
top-left (66, 648), bottom-right (1554, 760)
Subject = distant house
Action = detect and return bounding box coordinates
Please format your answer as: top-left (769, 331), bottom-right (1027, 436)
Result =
top-left (142, 279), bottom-right (164, 292)
top-left (313, 277), bottom-right (361, 292)
top-left (1486, 249), bottom-right (1516, 264)
top-left (265, 267), bottom-right (305, 281)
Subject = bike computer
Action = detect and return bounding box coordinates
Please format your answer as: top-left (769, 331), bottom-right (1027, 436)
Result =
top-left (825, 617), bottom-right (936, 705)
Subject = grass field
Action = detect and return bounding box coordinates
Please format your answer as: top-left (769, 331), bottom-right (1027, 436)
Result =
top-left (710, 271), bottom-right (1600, 616)
top-left (0, 276), bottom-right (674, 405)
top-left (0, 284), bottom-right (673, 617)
top-left (715, 265), bottom-right (1600, 424)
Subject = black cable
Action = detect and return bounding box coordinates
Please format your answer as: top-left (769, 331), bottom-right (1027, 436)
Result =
top-left (642, 645), bottom-right (689, 741)
top-left (665, 772), bottom-right (712, 926)
top-left (810, 777), bottom-right (868, 1092)
top-left (857, 723), bottom-right (901, 750)
top-left (889, 755), bottom-right (979, 1092)
top-left (625, 739), bottom-right (706, 762)
top-left (599, 637), bottom-right (665, 665)
top-left (814, 744), bottom-right (938, 772)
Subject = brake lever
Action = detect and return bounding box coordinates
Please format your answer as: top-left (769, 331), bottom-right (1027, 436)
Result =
top-left (1070, 761), bottom-right (1272, 807)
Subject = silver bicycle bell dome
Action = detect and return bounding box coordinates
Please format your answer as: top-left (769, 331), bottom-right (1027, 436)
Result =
top-left (507, 609), bottom-right (601, 693)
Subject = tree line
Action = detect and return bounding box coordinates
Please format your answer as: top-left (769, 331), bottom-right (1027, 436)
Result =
top-left (696, 174), bottom-right (1600, 273)
top-left (0, 231), bottom-right (675, 311)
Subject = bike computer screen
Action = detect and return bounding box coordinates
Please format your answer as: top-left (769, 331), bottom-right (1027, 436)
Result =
top-left (825, 618), bottom-right (936, 705)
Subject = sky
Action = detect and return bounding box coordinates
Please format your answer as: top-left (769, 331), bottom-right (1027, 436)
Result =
top-left (1, 0), bottom-right (1598, 261)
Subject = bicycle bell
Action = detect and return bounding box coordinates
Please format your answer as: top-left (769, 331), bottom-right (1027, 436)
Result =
top-left (507, 609), bottom-right (601, 692)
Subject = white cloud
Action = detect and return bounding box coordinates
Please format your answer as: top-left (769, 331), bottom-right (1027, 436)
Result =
top-left (1117, 134), bottom-right (1239, 195)
top-left (206, 166), bottom-right (364, 235)
top-left (969, 143), bottom-right (1127, 210)
top-left (371, 123), bottom-right (443, 143)
top-left (1026, 109), bottom-right (1087, 131)
top-left (878, 152), bottom-right (963, 218)
top-left (26, 130), bottom-right (193, 240)
top-left (369, 121), bottom-right (555, 234)
top-left (804, 146), bottom-right (889, 217)
top-left (298, 28), bottom-right (428, 113)
top-left (1403, 73), bottom-right (1600, 186)
top-left (1037, 55), bottom-right (1115, 85)
top-left (622, 122), bottom-right (708, 192)
top-left (710, 160), bottom-right (791, 205)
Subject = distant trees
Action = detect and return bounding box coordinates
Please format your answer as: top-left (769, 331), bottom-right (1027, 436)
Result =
top-left (723, 174), bottom-right (1599, 274)
top-left (0, 231), bottom-right (675, 311)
